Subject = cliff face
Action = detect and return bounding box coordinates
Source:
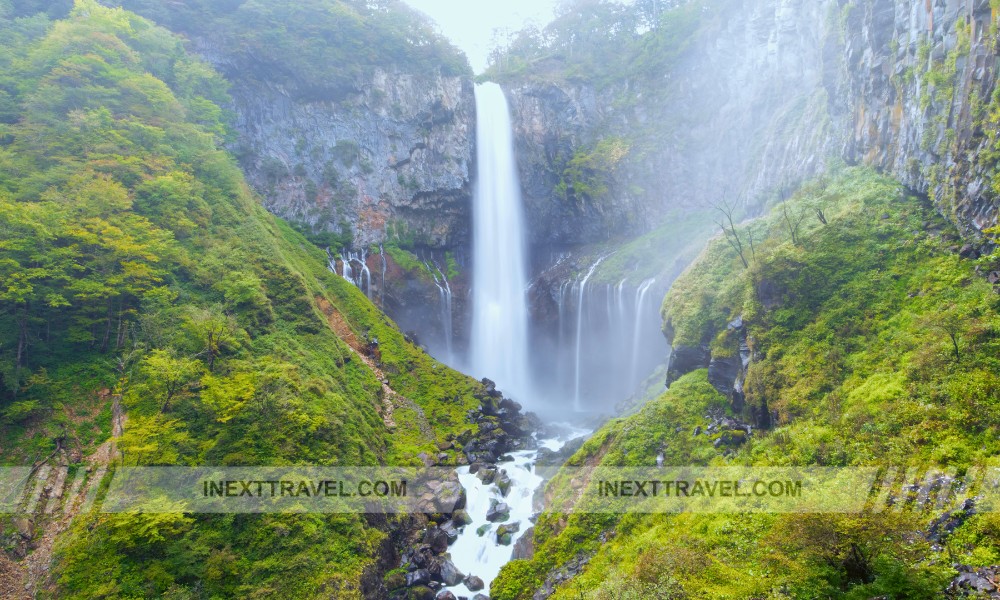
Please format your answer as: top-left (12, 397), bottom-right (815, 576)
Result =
top-left (502, 0), bottom-right (1000, 249)
top-left (202, 43), bottom-right (476, 250)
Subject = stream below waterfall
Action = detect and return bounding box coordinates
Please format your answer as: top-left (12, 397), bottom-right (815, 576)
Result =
top-left (444, 427), bottom-right (589, 597)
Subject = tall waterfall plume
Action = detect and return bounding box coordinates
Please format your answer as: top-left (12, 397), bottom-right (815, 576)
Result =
top-left (470, 83), bottom-right (531, 403)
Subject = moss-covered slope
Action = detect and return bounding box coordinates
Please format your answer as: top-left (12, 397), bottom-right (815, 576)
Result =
top-left (0, 3), bottom-right (486, 597)
top-left (494, 168), bottom-right (1000, 599)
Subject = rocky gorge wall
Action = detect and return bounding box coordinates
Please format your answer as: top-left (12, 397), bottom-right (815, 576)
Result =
top-left (502, 0), bottom-right (1000, 251)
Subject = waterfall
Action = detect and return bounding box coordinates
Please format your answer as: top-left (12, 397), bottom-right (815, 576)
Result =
top-left (470, 83), bottom-right (531, 402)
top-left (629, 278), bottom-right (656, 384)
top-left (573, 256), bottom-right (606, 411)
top-left (341, 249), bottom-right (353, 283)
top-left (427, 260), bottom-right (454, 361)
top-left (379, 244), bottom-right (386, 307)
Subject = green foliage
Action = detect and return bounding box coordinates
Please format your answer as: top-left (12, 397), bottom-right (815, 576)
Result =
top-left (0, 4), bottom-right (486, 596)
top-left (484, 0), bottom-right (723, 88)
top-left (555, 136), bottom-right (630, 206)
top-left (500, 168), bottom-right (1000, 598)
top-left (112, 0), bottom-right (472, 91)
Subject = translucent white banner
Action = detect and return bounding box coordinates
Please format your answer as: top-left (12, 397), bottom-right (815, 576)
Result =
top-left (1, 466), bottom-right (997, 514)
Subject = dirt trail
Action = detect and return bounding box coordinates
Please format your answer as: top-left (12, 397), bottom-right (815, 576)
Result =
top-left (4, 394), bottom-right (124, 599)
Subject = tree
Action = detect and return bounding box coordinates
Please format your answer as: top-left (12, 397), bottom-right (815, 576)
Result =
top-left (140, 349), bottom-right (203, 411)
top-left (711, 193), bottom-right (754, 269)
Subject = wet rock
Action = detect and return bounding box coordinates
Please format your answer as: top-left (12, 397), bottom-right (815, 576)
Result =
top-left (385, 572), bottom-right (406, 590)
top-left (409, 586), bottom-right (436, 600)
top-left (406, 569), bottom-right (432, 587)
top-left (438, 558), bottom-right (465, 586)
top-left (436, 592), bottom-right (458, 600)
top-left (707, 354), bottom-right (741, 398)
top-left (476, 524), bottom-right (491, 537)
top-left (452, 509), bottom-right (472, 526)
top-left (496, 522), bottom-right (520, 545)
top-left (665, 345), bottom-right (710, 385)
top-left (465, 575), bottom-right (485, 591)
top-left (486, 500), bottom-right (510, 522)
top-left (477, 467), bottom-right (497, 485)
top-left (512, 526), bottom-right (535, 559)
top-left (471, 595), bottom-right (489, 600)
top-left (496, 471), bottom-right (512, 496)
top-left (424, 527), bottom-right (450, 554)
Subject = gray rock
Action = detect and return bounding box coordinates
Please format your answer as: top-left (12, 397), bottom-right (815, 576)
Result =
top-left (438, 558), bottom-right (465, 586)
top-left (512, 526), bottom-right (535, 559)
top-left (486, 500), bottom-right (510, 523)
top-left (406, 569), bottom-right (432, 587)
top-left (464, 575), bottom-right (485, 592)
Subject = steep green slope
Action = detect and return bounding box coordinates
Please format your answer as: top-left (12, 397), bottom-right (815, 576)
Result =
top-left (493, 168), bottom-right (1000, 599)
top-left (0, 3), bottom-right (484, 597)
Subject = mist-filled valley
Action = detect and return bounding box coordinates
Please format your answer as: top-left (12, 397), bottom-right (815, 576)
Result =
top-left (2, 1), bottom-right (1000, 599)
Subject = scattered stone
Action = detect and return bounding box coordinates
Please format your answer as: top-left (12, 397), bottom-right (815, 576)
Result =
top-left (948, 564), bottom-right (999, 595)
top-left (436, 592), bottom-right (458, 600)
top-left (452, 509), bottom-right (472, 526)
top-left (471, 595), bottom-right (490, 600)
top-left (465, 575), bottom-right (485, 591)
top-left (988, 271), bottom-right (1000, 285)
top-left (476, 524), bottom-right (491, 537)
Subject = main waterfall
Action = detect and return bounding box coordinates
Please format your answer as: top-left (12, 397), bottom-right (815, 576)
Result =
top-left (470, 83), bottom-right (532, 403)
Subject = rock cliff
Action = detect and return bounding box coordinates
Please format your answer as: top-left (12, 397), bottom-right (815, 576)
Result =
top-left (501, 0), bottom-right (1000, 250)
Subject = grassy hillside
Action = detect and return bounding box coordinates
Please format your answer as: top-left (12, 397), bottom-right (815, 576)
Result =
top-left (493, 168), bottom-right (1000, 599)
top-left (0, 3), bottom-right (484, 596)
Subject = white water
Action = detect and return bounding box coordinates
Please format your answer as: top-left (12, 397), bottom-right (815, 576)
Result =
top-left (629, 278), bottom-right (656, 383)
top-left (428, 260), bottom-right (455, 361)
top-left (573, 256), bottom-right (606, 411)
top-left (470, 83), bottom-right (532, 403)
top-left (445, 429), bottom-right (588, 597)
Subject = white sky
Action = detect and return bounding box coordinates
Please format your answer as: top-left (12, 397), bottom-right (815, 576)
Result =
top-left (401, 0), bottom-right (561, 73)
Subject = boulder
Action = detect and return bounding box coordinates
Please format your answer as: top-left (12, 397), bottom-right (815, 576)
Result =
top-left (438, 558), bottom-right (465, 586)
top-left (406, 569), bottom-right (432, 587)
top-left (486, 500), bottom-right (510, 522)
top-left (512, 526), bottom-right (535, 559)
top-left (465, 575), bottom-right (485, 591)
top-left (409, 586), bottom-right (436, 600)
top-left (424, 527), bottom-right (450, 554)
top-left (496, 471), bottom-right (512, 496)
top-left (496, 522), bottom-right (520, 546)
top-left (959, 244), bottom-right (981, 259)
top-left (665, 345), bottom-right (710, 385)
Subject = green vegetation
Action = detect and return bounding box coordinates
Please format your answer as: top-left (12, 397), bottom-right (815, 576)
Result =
top-left (495, 168), bottom-right (1000, 598)
top-left (0, 3), bottom-right (485, 596)
top-left (555, 136), bottom-right (630, 207)
top-left (483, 0), bottom-right (723, 88)
top-left (112, 0), bottom-right (471, 92)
